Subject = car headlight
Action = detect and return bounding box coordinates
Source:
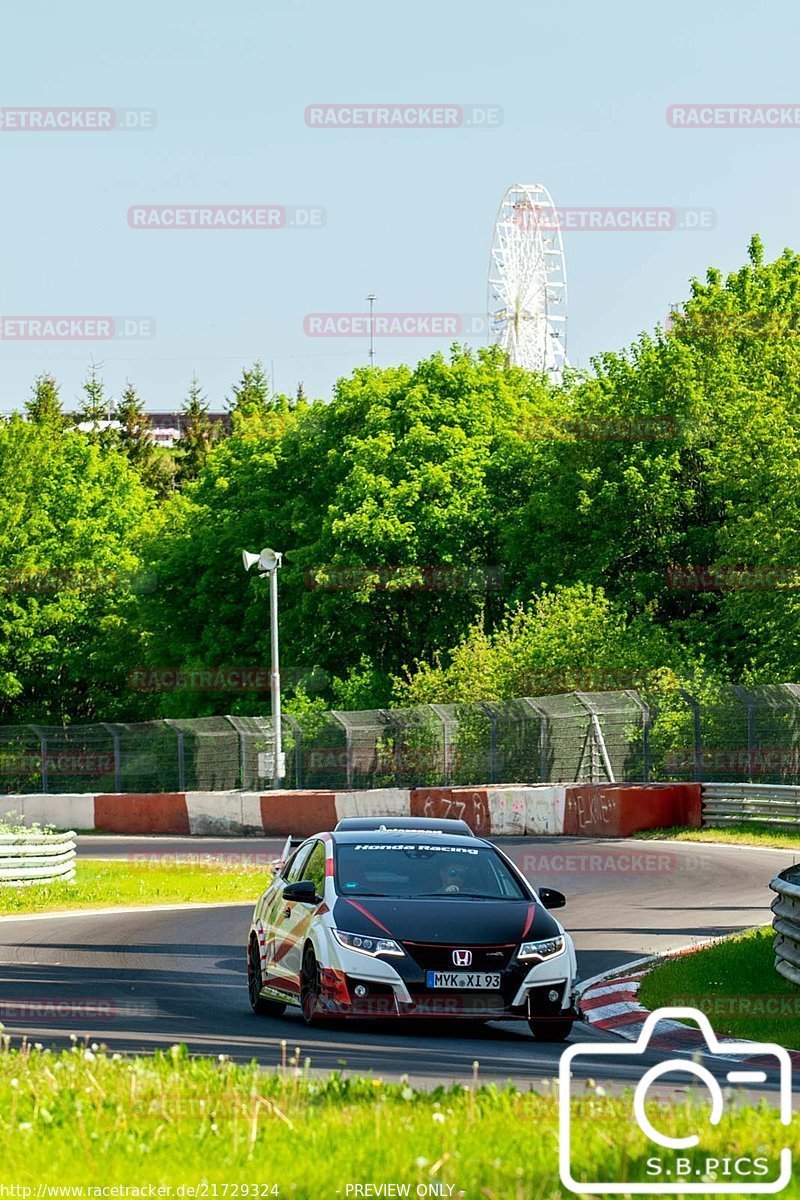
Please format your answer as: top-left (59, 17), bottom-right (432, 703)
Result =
top-left (332, 929), bottom-right (405, 958)
top-left (518, 935), bottom-right (565, 961)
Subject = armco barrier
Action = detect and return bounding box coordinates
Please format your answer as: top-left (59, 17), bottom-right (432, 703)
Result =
top-left (770, 866), bottom-right (800, 988)
top-left (702, 782), bottom-right (800, 827)
top-left (0, 830), bottom-right (76, 886)
top-left (0, 782), bottom-right (702, 839)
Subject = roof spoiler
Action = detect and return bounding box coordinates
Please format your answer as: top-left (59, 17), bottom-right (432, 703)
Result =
top-left (334, 816), bottom-right (475, 837)
top-left (273, 834), bottom-right (305, 870)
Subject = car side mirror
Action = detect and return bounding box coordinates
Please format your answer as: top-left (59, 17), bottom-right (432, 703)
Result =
top-left (283, 880), bottom-right (317, 903)
top-left (539, 887), bottom-right (566, 910)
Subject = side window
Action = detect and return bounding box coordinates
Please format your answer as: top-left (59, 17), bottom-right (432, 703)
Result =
top-left (284, 843), bottom-right (313, 883)
top-left (300, 842), bottom-right (327, 897)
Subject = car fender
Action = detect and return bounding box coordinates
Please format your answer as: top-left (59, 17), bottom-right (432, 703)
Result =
top-left (303, 907), bottom-right (335, 968)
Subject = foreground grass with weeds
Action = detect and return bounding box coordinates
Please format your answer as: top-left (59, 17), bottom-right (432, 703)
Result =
top-left (635, 822), bottom-right (800, 850)
top-left (0, 860), bottom-right (267, 917)
top-left (640, 926), bottom-right (800, 1045)
top-left (0, 1040), bottom-right (794, 1197)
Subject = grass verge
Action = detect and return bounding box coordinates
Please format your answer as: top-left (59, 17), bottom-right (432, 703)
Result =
top-left (639, 926), bottom-right (800, 1045)
top-left (0, 1041), bottom-right (794, 1195)
top-left (634, 822), bottom-right (800, 850)
top-left (0, 860), bottom-right (267, 917)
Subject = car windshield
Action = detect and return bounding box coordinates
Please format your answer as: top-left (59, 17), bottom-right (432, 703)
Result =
top-left (335, 841), bottom-right (527, 899)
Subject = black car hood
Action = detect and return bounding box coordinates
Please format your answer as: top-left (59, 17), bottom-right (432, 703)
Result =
top-left (332, 894), bottom-right (561, 945)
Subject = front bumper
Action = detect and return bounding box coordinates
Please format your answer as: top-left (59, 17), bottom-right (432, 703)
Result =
top-left (310, 934), bottom-right (580, 1021)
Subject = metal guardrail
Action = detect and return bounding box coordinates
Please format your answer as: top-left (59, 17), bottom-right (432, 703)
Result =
top-left (0, 830), bottom-right (76, 887)
top-left (770, 866), bottom-right (800, 988)
top-left (702, 782), bottom-right (800, 827)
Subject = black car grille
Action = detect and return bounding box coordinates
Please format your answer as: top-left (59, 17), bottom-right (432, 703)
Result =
top-left (402, 942), bottom-right (516, 971)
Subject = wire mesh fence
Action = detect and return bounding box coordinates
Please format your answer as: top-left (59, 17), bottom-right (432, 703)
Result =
top-left (4, 683), bottom-right (800, 794)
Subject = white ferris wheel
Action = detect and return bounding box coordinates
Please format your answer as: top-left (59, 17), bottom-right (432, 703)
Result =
top-left (487, 183), bottom-right (568, 380)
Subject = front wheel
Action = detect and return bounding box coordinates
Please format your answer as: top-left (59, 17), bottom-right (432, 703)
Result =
top-left (528, 1017), bottom-right (573, 1042)
top-left (248, 938), bottom-right (286, 1017)
top-left (300, 944), bottom-right (328, 1025)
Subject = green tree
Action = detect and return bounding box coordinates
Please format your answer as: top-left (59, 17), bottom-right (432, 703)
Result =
top-left (117, 382), bottom-right (154, 466)
top-left (0, 418), bottom-right (158, 723)
top-left (498, 241), bottom-right (800, 673)
top-left (394, 584), bottom-right (682, 704)
top-left (139, 346), bottom-right (554, 712)
top-left (117, 382), bottom-right (175, 496)
top-left (227, 361), bottom-right (289, 436)
top-left (25, 374), bottom-right (64, 428)
top-left (177, 375), bottom-right (215, 483)
top-left (76, 363), bottom-right (117, 448)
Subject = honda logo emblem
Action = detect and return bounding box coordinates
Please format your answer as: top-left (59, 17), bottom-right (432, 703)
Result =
top-left (452, 949), bottom-right (472, 967)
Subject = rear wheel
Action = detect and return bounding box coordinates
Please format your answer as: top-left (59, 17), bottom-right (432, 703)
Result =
top-left (248, 938), bottom-right (286, 1017)
top-left (528, 1018), bottom-right (573, 1042)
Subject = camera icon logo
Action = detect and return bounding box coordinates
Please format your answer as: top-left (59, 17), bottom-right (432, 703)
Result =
top-left (559, 1006), bottom-right (792, 1194)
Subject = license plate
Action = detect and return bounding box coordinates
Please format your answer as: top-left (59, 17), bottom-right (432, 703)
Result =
top-left (425, 971), bottom-right (501, 989)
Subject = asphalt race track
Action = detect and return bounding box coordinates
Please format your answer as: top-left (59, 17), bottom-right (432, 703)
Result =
top-left (0, 835), bottom-right (796, 1092)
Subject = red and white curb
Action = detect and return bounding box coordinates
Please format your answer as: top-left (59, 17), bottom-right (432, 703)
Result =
top-left (579, 949), bottom-right (800, 1068)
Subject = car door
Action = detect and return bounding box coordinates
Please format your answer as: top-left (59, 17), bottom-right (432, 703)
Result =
top-left (280, 840), bottom-right (327, 984)
top-left (262, 841), bottom-right (314, 991)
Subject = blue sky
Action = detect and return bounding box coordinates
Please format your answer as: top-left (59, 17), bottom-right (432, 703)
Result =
top-left (0, 0), bottom-right (798, 412)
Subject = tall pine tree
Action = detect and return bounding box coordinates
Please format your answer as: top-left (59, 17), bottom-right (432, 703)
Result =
top-left (118, 383), bottom-right (152, 459)
top-left (116, 383), bottom-right (175, 495)
top-left (227, 360), bottom-right (287, 434)
top-left (178, 374), bottom-right (214, 483)
top-left (77, 363), bottom-right (114, 444)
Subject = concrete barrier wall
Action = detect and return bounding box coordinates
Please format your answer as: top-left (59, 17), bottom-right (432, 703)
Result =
top-left (563, 783), bottom-right (702, 837)
top-left (0, 782), bottom-right (702, 838)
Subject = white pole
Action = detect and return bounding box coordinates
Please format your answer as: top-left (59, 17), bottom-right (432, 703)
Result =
top-left (269, 565), bottom-right (283, 787)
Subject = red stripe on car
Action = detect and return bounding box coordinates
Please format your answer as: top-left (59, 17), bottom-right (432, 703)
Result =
top-left (343, 898), bottom-right (394, 935)
top-left (521, 902), bottom-right (536, 939)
